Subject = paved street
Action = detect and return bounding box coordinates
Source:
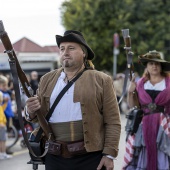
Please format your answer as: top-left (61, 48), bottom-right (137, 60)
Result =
top-left (0, 139), bottom-right (45, 170)
top-left (0, 113), bottom-right (126, 170)
top-left (115, 113), bottom-right (126, 169)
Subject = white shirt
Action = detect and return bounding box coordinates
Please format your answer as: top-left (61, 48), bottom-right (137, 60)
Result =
top-left (144, 79), bottom-right (166, 90)
top-left (49, 71), bottom-right (82, 123)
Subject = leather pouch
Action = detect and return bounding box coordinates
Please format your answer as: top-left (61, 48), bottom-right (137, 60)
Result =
top-left (67, 141), bottom-right (87, 156)
top-left (48, 141), bottom-right (61, 155)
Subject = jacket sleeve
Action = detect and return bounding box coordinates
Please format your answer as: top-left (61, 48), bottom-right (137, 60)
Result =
top-left (102, 76), bottom-right (121, 157)
top-left (24, 76), bottom-right (45, 123)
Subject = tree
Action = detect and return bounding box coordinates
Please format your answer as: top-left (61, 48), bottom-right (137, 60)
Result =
top-left (60, 0), bottom-right (170, 75)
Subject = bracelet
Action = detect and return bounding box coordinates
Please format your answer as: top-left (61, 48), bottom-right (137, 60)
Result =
top-left (102, 153), bottom-right (116, 160)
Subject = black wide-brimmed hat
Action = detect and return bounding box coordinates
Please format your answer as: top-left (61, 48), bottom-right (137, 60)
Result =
top-left (138, 50), bottom-right (170, 72)
top-left (55, 30), bottom-right (95, 60)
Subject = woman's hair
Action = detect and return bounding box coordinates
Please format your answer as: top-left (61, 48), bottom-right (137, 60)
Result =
top-left (142, 63), bottom-right (170, 81)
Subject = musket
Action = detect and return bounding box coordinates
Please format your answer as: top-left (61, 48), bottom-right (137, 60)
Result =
top-left (0, 21), bottom-right (53, 170)
top-left (0, 20), bottom-right (51, 139)
top-left (119, 29), bottom-right (139, 108)
top-left (120, 29), bottom-right (143, 141)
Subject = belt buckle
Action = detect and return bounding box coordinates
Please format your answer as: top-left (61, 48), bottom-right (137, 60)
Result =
top-left (148, 103), bottom-right (157, 112)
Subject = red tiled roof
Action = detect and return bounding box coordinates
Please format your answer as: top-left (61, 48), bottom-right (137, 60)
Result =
top-left (0, 37), bottom-right (59, 53)
top-left (43, 46), bottom-right (59, 52)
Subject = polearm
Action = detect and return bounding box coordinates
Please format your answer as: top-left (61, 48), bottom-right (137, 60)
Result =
top-left (120, 29), bottom-right (142, 142)
top-left (0, 20), bottom-right (51, 139)
top-left (122, 29), bottom-right (134, 81)
top-left (119, 29), bottom-right (140, 108)
top-left (118, 29), bottom-right (133, 103)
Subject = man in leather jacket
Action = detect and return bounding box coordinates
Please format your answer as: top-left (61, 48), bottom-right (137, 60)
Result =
top-left (25, 30), bottom-right (121, 170)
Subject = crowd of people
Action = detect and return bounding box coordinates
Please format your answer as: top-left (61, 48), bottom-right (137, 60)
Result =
top-left (0, 71), bottom-right (39, 160)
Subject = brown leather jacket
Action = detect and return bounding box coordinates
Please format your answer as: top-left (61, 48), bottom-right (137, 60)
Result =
top-left (28, 68), bottom-right (121, 157)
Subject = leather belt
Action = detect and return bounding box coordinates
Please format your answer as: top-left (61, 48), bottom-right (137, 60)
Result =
top-left (141, 103), bottom-right (164, 115)
top-left (48, 140), bottom-right (87, 158)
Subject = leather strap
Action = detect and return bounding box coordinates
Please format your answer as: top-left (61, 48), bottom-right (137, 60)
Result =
top-left (9, 59), bottom-right (49, 158)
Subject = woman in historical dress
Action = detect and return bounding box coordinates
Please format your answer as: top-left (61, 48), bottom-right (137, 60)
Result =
top-left (122, 50), bottom-right (170, 170)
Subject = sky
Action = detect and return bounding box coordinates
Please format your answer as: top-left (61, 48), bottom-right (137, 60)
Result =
top-left (0, 0), bottom-right (66, 46)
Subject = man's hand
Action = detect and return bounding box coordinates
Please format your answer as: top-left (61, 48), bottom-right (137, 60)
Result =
top-left (97, 156), bottom-right (114, 170)
top-left (26, 96), bottom-right (41, 119)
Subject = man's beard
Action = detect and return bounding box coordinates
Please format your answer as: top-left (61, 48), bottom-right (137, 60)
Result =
top-left (64, 60), bottom-right (70, 67)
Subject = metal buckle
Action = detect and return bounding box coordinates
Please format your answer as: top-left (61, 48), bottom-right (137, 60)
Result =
top-left (4, 49), bottom-right (14, 54)
top-left (148, 103), bottom-right (157, 111)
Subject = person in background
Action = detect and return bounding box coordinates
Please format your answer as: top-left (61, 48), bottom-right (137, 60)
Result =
top-left (11, 90), bottom-right (17, 115)
top-left (134, 72), bottom-right (140, 82)
top-left (122, 50), bottom-right (170, 170)
top-left (0, 90), bottom-right (12, 159)
top-left (0, 75), bottom-right (14, 129)
top-left (5, 74), bottom-right (13, 96)
top-left (25, 30), bottom-right (121, 170)
top-left (113, 73), bottom-right (125, 113)
top-left (30, 71), bottom-right (39, 95)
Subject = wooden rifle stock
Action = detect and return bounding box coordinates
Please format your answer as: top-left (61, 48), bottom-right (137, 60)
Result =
top-left (0, 20), bottom-right (51, 139)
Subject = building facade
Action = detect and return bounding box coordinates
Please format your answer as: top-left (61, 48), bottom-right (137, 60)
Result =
top-left (0, 37), bottom-right (60, 77)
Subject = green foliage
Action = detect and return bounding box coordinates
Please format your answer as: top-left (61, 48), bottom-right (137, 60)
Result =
top-left (60, 0), bottom-right (170, 75)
